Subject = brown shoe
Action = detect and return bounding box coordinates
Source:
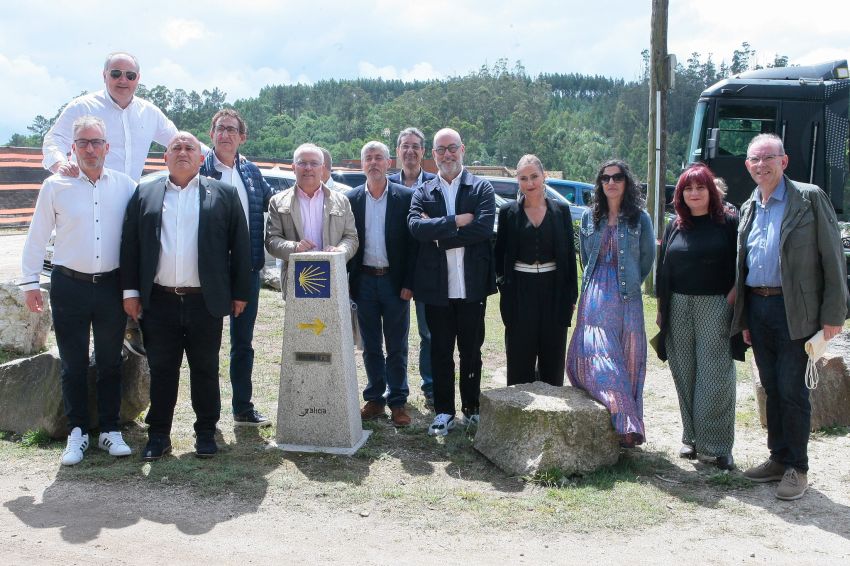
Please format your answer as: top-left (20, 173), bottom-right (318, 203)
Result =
top-left (743, 459), bottom-right (785, 483)
top-left (776, 469), bottom-right (808, 501)
top-left (390, 406), bottom-right (411, 427)
top-left (360, 401), bottom-right (386, 420)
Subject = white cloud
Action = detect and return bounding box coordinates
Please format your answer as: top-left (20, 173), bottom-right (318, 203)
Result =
top-left (160, 19), bottom-right (211, 49)
top-left (0, 53), bottom-right (75, 142)
top-left (358, 61), bottom-right (442, 82)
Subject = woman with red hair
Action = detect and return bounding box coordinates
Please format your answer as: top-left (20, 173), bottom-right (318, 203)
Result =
top-left (655, 163), bottom-right (742, 470)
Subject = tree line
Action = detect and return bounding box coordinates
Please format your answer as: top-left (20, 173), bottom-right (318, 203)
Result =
top-left (8, 42), bottom-right (787, 184)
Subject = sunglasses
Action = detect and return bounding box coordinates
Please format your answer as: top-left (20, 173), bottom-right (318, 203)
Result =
top-left (108, 69), bottom-right (138, 81)
top-left (74, 138), bottom-right (106, 149)
top-left (600, 173), bottom-right (625, 184)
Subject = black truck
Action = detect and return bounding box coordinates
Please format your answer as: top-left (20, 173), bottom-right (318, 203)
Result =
top-left (686, 60), bottom-right (849, 212)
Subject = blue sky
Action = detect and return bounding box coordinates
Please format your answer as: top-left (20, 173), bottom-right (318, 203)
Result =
top-left (0, 0), bottom-right (846, 143)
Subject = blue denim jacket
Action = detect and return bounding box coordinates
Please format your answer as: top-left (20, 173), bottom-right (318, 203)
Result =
top-left (579, 208), bottom-right (656, 301)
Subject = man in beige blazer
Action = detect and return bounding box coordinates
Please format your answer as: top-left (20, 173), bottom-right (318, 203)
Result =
top-left (265, 143), bottom-right (358, 297)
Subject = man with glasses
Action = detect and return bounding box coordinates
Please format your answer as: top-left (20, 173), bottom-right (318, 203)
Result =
top-left (346, 141), bottom-right (417, 427)
top-left (408, 128), bottom-right (496, 436)
top-left (199, 109), bottom-right (273, 428)
top-left (121, 132), bottom-right (252, 460)
top-left (732, 133), bottom-right (848, 500)
top-left (42, 52), bottom-right (178, 183)
top-left (265, 143), bottom-right (358, 298)
top-left (42, 52), bottom-right (181, 358)
top-left (21, 115), bottom-right (136, 465)
top-left (389, 127), bottom-right (437, 409)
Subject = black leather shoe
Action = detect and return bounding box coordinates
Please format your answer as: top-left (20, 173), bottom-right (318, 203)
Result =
top-left (194, 435), bottom-right (218, 458)
top-left (715, 454), bottom-right (735, 470)
top-left (142, 434), bottom-right (172, 461)
top-left (679, 444), bottom-right (696, 459)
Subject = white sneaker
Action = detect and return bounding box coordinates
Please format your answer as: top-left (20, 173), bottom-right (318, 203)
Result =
top-left (428, 413), bottom-right (456, 436)
top-left (61, 427), bottom-right (89, 466)
top-left (98, 431), bottom-right (132, 456)
top-left (460, 413), bottom-right (480, 427)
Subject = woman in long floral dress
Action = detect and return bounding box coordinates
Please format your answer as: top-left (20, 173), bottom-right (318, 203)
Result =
top-left (566, 159), bottom-right (655, 448)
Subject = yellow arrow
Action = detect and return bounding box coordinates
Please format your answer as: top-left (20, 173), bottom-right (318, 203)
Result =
top-left (298, 318), bottom-right (327, 336)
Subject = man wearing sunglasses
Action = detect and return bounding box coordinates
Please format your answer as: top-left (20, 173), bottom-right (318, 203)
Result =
top-left (41, 52), bottom-right (178, 183)
top-left (408, 128), bottom-right (496, 436)
top-left (21, 115), bottom-right (137, 465)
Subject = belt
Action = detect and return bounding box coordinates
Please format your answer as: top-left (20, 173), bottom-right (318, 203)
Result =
top-left (362, 265), bottom-right (390, 276)
top-left (153, 284), bottom-right (203, 295)
top-left (747, 286), bottom-right (783, 297)
top-left (514, 261), bottom-right (557, 274)
top-left (55, 265), bottom-right (118, 283)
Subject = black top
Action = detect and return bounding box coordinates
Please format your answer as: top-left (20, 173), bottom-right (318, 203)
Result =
top-left (516, 209), bottom-right (556, 264)
top-left (665, 214), bottom-right (736, 295)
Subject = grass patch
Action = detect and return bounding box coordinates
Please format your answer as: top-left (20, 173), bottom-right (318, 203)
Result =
top-left (20, 428), bottom-right (53, 448)
top-left (706, 471), bottom-right (755, 490)
top-left (812, 425), bottom-right (850, 438)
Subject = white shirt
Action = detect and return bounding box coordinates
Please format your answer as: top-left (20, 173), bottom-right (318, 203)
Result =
top-left (155, 175), bottom-right (201, 288)
top-left (20, 168), bottom-right (136, 291)
top-left (326, 177), bottom-right (352, 192)
top-left (363, 182), bottom-right (389, 268)
top-left (213, 152), bottom-right (249, 227)
top-left (438, 170), bottom-right (466, 299)
top-left (42, 90), bottom-right (178, 182)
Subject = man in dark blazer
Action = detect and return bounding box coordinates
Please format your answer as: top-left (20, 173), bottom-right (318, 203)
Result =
top-left (408, 128), bottom-right (496, 436)
top-left (121, 131), bottom-right (251, 461)
top-left (346, 141), bottom-right (417, 426)
top-left (388, 126), bottom-right (437, 409)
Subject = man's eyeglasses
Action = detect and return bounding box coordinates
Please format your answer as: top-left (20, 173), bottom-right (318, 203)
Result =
top-left (433, 144), bottom-right (461, 156)
top-left (74, 138), bottom-right (106, 149)
top-left (295, 160), bottom-right (322, 169)
top-left (108, 69), bottom-right (138, 81)
top-left (399, 143), bottom-right (423, 152)
top-left (745, 154), bottom-right (784, 165)
top-left (214, 125), bottom-right (240, 135)
top-left (600, 173), bottom-right (625, 184)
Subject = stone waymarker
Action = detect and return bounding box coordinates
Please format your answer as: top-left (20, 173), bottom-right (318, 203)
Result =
top-left (474, 382), bottom-right (619, 476)
top-left (0, 281), bottom-right (51, 354)
top-left (272, 251), bottom-right (370, 455)
top-left (0, 349), bottom-right (150, 438)
top-left (752, 333), bottom-right (850, 431)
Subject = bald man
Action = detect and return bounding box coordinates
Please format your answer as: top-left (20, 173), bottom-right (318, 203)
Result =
top-left (120, 132), bottom-right (251, 461)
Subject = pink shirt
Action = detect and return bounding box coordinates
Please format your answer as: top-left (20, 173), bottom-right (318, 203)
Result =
top-left (297, 185), bottom-right (324, 250)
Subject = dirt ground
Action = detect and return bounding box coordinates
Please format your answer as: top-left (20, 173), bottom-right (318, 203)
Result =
top-left (1, 230), bottom-right (849, 565)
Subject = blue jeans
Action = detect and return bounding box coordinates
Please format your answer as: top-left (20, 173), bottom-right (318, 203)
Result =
top-left (50, 268), bottom-right (125, 434)
top-left (747, 293), bottom-right (811, 472)
top-left (229, 270), bottom-right (260, 415)
top-left (356, 274), bottom-right (410, 408)
top-left (415, 299), bottom-right (433, 398)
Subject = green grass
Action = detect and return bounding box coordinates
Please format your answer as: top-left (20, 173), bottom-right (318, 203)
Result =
top-left (20, 428), bottom-right (52, 448)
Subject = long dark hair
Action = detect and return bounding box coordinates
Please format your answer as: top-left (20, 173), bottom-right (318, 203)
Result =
top-left (673, 163), bottom-right (726, 230)
top-left (591, 159), bottom-right (644, 226)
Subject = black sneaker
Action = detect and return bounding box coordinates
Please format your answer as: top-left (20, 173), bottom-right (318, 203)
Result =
top-left (234, 409), bottom-right (272, 427)
top-left (123, 320), bottom-right (146, 357)
top-left (142, 434), bottom-right (172, 461)
top-left (194, 435), bottom-right (218, 458)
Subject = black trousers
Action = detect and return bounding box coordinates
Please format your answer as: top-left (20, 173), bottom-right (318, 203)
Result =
top-left (50, 268), bottom-right (125, 434)
top-left (425, 299), bottom-right (486, 417)
top-left (505, 270), bottom-right (567, 386)
top-left (140, 290), bottom-right (222, 437)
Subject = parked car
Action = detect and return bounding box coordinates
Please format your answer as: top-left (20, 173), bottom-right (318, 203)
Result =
top-left (545, 178), bottom-right (594, 207)
top-left (331, 170), bottom-right (367, 188)
top-left (480, 176), bottom-right (587, 223)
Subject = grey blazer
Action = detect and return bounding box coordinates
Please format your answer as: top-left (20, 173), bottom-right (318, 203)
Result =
top-left (731, 176), bottom-right (849, 340)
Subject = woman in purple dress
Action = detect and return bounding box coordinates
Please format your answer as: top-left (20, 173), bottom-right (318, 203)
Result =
top-left (567, 160), bottom-right (655, 448)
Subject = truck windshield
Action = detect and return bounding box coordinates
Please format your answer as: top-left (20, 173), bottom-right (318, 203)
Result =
top-left (687, 101), bottom-right (709, 163)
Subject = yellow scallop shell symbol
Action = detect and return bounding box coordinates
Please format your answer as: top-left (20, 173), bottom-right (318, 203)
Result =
top-left (298, 264), bottom-right (328, 294)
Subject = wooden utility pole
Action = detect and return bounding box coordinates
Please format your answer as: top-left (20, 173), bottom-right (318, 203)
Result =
top-left (645, 0), bottom-right (669, 295)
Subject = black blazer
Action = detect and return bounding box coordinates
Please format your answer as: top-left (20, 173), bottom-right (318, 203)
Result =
top-left (494, 196), bottom-right (578, 327)
top-left (407, 169), bottom-right (497, 305)
top-left (345, 182), bottom-right (418, 299)
top-left (120, 175), bottom-right (252, 318)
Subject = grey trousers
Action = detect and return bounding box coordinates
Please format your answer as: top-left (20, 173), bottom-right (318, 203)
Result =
top-left (667, 293), bottom-right (736, 457)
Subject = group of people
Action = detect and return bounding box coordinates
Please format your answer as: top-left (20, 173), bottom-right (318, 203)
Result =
top-left (19, 52), bottom-right (848, 503)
